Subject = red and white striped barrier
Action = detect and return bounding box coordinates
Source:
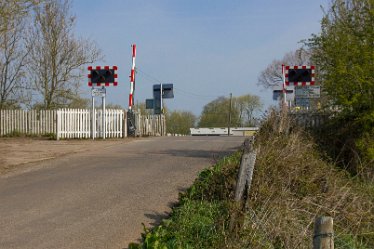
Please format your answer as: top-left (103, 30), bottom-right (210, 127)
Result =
top-left (129, 44), bottom-right (136, 110)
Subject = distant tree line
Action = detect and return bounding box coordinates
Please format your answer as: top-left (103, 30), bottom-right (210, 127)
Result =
top-left (135, 93), bottom-right (262, 136)
top-left (198, 94), bottom-right (262, 128)
top-left (0, 0), bottom-right (101, 109)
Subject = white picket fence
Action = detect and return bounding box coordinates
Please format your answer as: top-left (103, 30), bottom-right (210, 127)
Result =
top-left (56, 109), bottom-right (91, 139)
top-left (0, 109), bottom-right (57, 136)
top-left (138, 115), bottom-right (166, 136)
top-left (56, 109), bottom-right (125, 140)
top-left (0, 109), bottom-right (165, 139)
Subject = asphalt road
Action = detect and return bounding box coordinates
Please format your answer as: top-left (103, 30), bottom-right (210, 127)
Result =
top-left (0, 136), bottom-right (244, 249)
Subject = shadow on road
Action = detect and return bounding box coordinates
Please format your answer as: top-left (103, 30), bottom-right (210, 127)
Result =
top-left (157, 146), bottom-right (240, 160)
top-left (144, 210), bottom-right (171, 226)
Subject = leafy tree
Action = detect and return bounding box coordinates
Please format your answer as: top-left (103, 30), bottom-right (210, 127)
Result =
top-left (166, 110), bottom-right (196, 135)
top-left (308, 0), bottom-right (373, 115)
top-left (306, 0), bottom-right (374, 172)
top-left (26, 0), bottom-right (101, 109)
top-left (198, 95), bottom-right (262, 128)
top-left (198, 96), bottom-right (237, 128)
top-left (234, 94), bottom-right (263, 126)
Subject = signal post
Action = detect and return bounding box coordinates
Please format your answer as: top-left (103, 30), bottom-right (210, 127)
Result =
top-left (88, 66), bottom-right (118, 139)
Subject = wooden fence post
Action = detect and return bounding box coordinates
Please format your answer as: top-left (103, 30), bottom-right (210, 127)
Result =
top-left (234, 137), bottom-right (256, 201)
top-left (229, 137), bottom-right (257, 232)
top-left (313, 216), bottom-right (334, 249)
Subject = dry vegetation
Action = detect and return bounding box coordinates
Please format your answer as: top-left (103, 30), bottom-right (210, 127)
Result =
top-left (237, 110), bottom-right (374, 248)
top-left (130, 109), bottom-right (374, 249)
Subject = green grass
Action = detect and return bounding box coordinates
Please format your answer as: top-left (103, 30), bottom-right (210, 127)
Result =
top-left (129, 110), bottom-right (374, 249)
top-left (129, 152), bottom-right (241, 249)
top-left (335, 234), bottom-right (372, 249)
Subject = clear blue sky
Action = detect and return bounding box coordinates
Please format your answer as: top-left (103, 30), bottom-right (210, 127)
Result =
top-left (72, 0), bottom-right (329, 115)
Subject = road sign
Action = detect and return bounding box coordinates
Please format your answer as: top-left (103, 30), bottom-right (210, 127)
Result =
top-left (153, 84), bottom-right (174, 99)
top-left (272, 85), bottom-right (294, 101)
top-left (91, 87), bottom-right (106, 97)
top-left (161, 84), bottom-right (174, 99)
top-left (295, 86), bottom-right (320, 99)
top-left (146, 99), bottom-right (154, 109)
top-left (295, 98), bottom-right (310, 107)
top-left (153, 84), bottom-right (174, 114)
top-left (273, 89), bottom-right (293, 101)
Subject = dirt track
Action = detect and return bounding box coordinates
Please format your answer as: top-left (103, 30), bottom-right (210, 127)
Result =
top-left (0, 138), bottom-right (131, 175)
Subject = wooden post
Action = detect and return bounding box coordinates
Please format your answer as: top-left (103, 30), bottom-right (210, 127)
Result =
top-left (234, 137), bottom-right (256, 201)
top-left (313, 216), bottom-right (334, 249)
top-left (229, 137), bottom-right (257, 232)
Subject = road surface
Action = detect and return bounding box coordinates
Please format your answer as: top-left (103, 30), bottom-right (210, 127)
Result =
top-left (0, 136), bottom-right (244, 249)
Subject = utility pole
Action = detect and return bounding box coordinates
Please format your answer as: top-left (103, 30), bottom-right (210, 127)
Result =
top-left (228, 93), bottom-right (232, 136)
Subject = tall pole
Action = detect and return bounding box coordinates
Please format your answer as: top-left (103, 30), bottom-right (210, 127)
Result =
top-left (228, 93), bottom-right (232, 136)
top-left (92, 91), bottom-right (95, 140)
top-left (129, 44), bottom-right (136, 110)
top-left (102, 87), bottom-right (106, 140)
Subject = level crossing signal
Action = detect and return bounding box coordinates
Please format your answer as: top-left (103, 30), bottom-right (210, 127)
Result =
top-left (285, 66), bottom-right (315, 86)
top-left (88, 66), bottom-right (118, 87)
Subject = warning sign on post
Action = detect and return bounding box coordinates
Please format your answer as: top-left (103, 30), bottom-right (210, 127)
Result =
top-left (91, 87), bottom-right (106, 97)
top-left (295, 86), bottom-right (320, 99)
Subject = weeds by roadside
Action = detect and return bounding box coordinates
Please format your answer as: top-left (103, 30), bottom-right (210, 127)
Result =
top-left (242, 110), bottom-right (374, 248)
top-left (128, 152), bottom-right (241, 249)
top-left (129, 109), bottom-right (374, 249)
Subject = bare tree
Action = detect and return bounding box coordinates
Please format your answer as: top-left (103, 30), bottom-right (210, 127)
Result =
top-left (257, 49), bottom-right (311, 89)
top-left (0, 0), bottom-right (41, 35)
top-left (26, 0), bottom-right (101, 109)
top-left (0, 3), bottom-right (31, 109)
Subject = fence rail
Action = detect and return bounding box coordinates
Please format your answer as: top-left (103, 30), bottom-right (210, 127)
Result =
top-left (0, 109), bottom-right (165, 139)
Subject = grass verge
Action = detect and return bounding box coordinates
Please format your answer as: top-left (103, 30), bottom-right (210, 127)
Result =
top-left (129, 110), bottom-right (374, 249)
top-left (128, 151), bottom-right (241, 249)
